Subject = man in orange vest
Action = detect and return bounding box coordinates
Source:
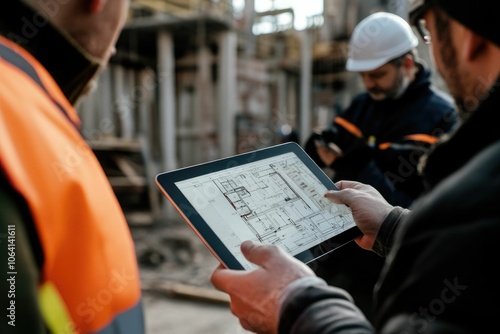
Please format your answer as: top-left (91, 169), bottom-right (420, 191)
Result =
top-left (0, 1), bottom-right (144, 333)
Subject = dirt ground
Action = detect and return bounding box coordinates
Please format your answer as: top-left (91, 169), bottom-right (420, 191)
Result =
top-left (130, 220), bottom-right (252, 334)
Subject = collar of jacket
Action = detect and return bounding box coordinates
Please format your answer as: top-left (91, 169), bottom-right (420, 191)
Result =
top-left (369, 62), bottom-right (431, 107)
top-left (407, 62), bottom-right (432, 94)
top-left (421, 76), bottom-right (500, 187)
top-left (0, 1), bottom-right (104, 105)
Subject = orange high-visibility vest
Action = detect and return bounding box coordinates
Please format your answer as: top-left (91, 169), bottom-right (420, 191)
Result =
top-left (0, 36), bottom-right (144, 333)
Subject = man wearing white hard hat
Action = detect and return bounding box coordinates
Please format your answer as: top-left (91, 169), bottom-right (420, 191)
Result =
top-left (306, 11), bottom-right (457, 208)
top-left (304, 11), bottom-right (458, 322)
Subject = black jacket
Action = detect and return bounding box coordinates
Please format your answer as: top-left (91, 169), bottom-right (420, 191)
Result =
top-left (305, 65), bottom-right (457, 208)
top-left (304, 65), bottom-right (458, 322)
top-left (280, 79), bottom-right (500, 333)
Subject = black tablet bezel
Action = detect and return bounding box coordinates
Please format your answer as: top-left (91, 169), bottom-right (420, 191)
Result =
top-left (155, 142), bottom-right (361, 270)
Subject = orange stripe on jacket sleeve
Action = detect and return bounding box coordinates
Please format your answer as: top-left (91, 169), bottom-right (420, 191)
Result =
top-left (334, 117), bottom-right (363, 138)
top-left (379, 133), bottom-right (440, 150)
top-left (403, 133), bottom-right (439, 145)
top-left (378, 142), bottom-right (392, 150)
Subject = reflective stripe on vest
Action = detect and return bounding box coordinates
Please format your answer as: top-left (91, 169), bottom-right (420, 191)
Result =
top-left (0, 36), bottom-right (144, 333)
top-left (0, 42), bottom-right (75, 127)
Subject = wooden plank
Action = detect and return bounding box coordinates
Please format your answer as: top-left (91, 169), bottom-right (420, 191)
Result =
top-left (108, 176), bottom-right (147, 187)
top-left (114, 156), bottom-right (142, 179)
top-left (87, 138), bottom-right (142, 152)
top-left (143, 282), bottom-right (230, 304)
top-left (126, 211), bottom-right (154, 225)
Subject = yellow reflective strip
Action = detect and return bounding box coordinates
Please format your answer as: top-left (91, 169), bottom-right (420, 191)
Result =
top-left (39, 282), bottom-right (76, 334)
top-left (334, 117), bottom-right (363, 138)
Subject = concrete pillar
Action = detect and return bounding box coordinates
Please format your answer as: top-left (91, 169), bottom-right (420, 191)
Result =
top-left (287, 76), bottom-right (297, 128)
top-left (98, 66), bottom-right (114, 138)
top-left (277, 70), bottom-right (287, 126)
top-left (137, 68), bottom-right (162, 221)
top-left (243, 0), bottom-right (256, 57)
top-left (157, 30), bottom-right (177, 171)
top-left (299, 29), bottom-right (313, 145)
top-left (113, 65), bottom-right (134, 139)
top-left (387, 0), bottom-right (408, 19)
top-left (124, 68), bottom-right (136, 138)
top-left (138, 68), bottom-right (155, 145)
top-left (218, 30), bottom-right (237, 158)
top-left (276, 38), bottom-right (287, 127)
top-left (78, 83), bottom-right (97, 137)
top-left (113, 66), bottom-right (125, 137)
top-left (196, 45), bottom-right (214, 162)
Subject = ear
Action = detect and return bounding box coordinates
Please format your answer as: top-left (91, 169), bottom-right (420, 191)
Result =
top-left (461, 29), bottom-right (488, 62)
top-left (401, 53), bottom-right (415, 73)
top-left (89, 0), bottom-right (105, 13)
top-left (403, 53), bottom-right (414, 69)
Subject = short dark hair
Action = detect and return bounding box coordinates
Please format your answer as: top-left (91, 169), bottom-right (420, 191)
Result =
top-left (388, 49), bottom-right (416, 67)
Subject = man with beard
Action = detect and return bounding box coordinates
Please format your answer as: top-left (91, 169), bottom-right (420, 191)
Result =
top-left (0, 1), bottom-right (144, 333)
top-left (211, 0), bottom-right (500, 333)
top-left (305, 11), bottom-right (457, 209)
top-left (304, 11), bottom-right (457, 322)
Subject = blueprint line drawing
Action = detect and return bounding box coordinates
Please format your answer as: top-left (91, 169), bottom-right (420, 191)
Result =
top-left (176, 153), bottom-right (355, 269)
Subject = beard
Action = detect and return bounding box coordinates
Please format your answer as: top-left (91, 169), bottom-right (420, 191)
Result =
top-left (433, 8), bottom-right (484, 121)
top-left (439, 42), bottom-right (496, 122)
top-left (436, 34), bottom-right (469, 119)
top-left (368, 68), bottom-right (410, 101)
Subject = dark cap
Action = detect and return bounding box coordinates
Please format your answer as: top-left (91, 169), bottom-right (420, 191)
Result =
top-left (410, 0), bottom-right (500, 47)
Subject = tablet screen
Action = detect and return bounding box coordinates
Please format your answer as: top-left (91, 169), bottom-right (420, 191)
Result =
top-left (173, 150), bottom-right (356, 270)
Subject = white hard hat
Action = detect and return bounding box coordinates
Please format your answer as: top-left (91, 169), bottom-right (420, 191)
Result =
top-left (346, 12), bottom-right (419, 72)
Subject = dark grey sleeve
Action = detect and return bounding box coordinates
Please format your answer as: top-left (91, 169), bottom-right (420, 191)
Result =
top-left (372, 206), bottom-right (410, 257)
top-left (277, 207), bottom-right (411, 334)
top-left (279, 282), bottom-right (374, 334)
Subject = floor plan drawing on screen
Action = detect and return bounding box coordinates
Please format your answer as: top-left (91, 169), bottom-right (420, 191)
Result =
top-left (176, 152), bottom-right (355, 268)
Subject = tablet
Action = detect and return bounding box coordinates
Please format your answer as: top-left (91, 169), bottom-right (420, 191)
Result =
top-left (155, 142), bottom-right (361, 270)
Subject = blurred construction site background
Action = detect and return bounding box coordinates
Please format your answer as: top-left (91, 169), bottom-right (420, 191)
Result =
top-left (77, 0), bottom-right (443, 227)
top-left (75, 2), bottom-right (440, 331)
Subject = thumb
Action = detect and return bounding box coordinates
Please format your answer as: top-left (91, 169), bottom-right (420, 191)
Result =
top-left (240, 240), bottom-right (282, 268)
top-left (324, 189), bottom-right (352, 206)
top-left (335, 180), bottom-right (362, 190)
top-left (324, 180), bottom-right (362, 206)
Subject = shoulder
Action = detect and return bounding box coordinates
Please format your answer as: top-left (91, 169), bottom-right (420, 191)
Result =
top-left (408, 84), bottom-right (457, 126)
top-left (410, 81), bottom-right (455, 110)
top-left (351, 92), bottom-right (370, 104)
top-left (377, 141), bottom-right (500, 329)
top-left (428, 85), bottom-right (455, 108)
top-left (340, 92), bottom-right (371, 116)
top-left (409, 66), bottom-right (454, 109)
top-left (404, 140), bottom-right (500, 236)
